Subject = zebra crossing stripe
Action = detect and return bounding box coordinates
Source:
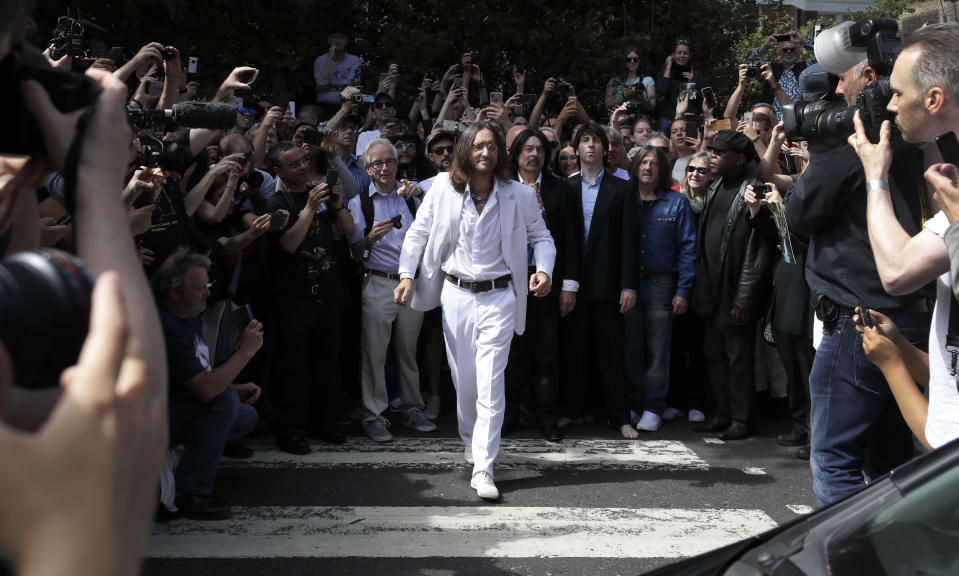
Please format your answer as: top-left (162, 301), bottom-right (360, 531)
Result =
top-left (148, 506), bottom-right (776, 559)
top-left (220, 438), bottom-right (709, 470)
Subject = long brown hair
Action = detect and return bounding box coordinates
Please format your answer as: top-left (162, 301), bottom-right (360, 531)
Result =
top-left (448, 122), bottom-right (510, 192)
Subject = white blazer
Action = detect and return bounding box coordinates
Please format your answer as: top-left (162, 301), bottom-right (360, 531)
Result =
top-left (398, 173), bottom-right (556, 335)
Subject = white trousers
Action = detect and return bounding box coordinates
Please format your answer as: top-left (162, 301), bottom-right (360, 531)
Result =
top-left (440, 281), bottom-right (516, 478)
top-left (361, 274), bottom-right (425, 420)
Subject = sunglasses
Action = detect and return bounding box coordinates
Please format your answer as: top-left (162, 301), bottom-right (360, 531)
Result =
top-left (373, 101), bottom-right (394, 109)
top-left (430, 145), bottom-right (454, 155)
top-left (686, 165), bottom-right (709, 174)
top-left (395, 142), bottom-right (417, 152)
top-left (625, 56), bottom-right (641, 63)
top-left (781, 46), bottom-right (797, 53)
top-left (237, 107), bottom-right (258, 117)
top-left (675, 39), bottom-right (690, 46)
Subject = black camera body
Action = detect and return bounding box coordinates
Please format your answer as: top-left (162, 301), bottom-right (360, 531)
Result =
top-left (745, 62), bottom-right (769, 80)
top-left (782, 78), bottom-right (898, 153)
top-left (0, 43), bottom-right (100, 158)
top-left (135, 137), bottom-right (183, 169)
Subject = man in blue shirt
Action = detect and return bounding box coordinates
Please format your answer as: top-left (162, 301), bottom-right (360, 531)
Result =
top-left (625, 146), bottom-right (696, 432)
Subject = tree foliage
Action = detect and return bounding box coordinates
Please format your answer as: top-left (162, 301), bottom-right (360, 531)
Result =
top-left (30, 0), bottom-right (922, 120)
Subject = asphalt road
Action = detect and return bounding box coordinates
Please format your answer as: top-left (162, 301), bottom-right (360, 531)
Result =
top-left (144, 409), bottom-right (816, 576)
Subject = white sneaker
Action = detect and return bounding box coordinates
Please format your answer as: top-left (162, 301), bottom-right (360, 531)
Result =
top-left (464, 444), bottom-right (474, 465)
top-left (470, 471), bottom-right (499, 500)
top-left (636, 410), bottom-right (662, 431)
top-left (423, 394), bottom-right (442, 420)
top-left (688, 409), bottom-right (706, 423)
top-left (662, 406), bottom-right (686, 420)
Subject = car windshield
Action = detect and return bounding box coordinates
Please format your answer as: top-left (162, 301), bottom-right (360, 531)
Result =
top-left (825, 463), bottom-right (959, 575)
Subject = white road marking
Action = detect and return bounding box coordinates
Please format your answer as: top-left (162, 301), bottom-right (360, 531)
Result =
top-left (786, 505), bottom-right (815, 515)
top-left (223, 438), bottom-right (709, 471)
top-left (702, 438), bottom-right (725, 445)
top-left (742, 467), bottom-right (766, 475)
top-left (148, 506), bottom-right (777, 559)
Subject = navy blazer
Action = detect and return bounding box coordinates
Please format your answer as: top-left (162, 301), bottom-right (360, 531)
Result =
top-left (567, 171), bottom-right (636, 302)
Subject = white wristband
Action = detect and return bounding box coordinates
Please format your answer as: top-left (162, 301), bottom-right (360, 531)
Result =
top-left (867, 179), bottom-right (889, 193)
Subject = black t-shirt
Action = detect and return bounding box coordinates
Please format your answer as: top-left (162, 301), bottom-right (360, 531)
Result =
top-left (139, 178), bottom-right (196, 277)
top-left (267, 184), bottom-right (340, 293)
top-left (159, 305), bottom-right (209, 398)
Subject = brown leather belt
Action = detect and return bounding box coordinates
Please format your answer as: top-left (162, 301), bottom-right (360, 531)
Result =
top-left (445, 273), bottom-right (511, 293)
top-left (367, 269), bottom-right (418, 281)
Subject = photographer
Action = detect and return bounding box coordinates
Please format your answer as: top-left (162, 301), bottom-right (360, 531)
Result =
top-left (264, 141), bottom-right (354, 454)
top-left (847, 23), bottom-right (959, 452)
top-left (314, 27), bottom-right (362, 107)
top-left (784, 29), bottom-right (930, 507)
top-left (1, 8), bottom-right (166, 571)
top-left (747, 31), bottom-right (816, 121)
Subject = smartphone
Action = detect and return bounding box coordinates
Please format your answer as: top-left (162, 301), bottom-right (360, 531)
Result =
top-left (671, 64), bottom-right (690, 77)
top-left (701, 86), bottom-right (717, 109)
top-left (451, 77), bottom-right (464, 90)
top-left (55, 213), bottom-right (73, 226)
top-left (146, 80), bottom-right (164, 97)
top-left (187, 56), bottom-right (198, 74)
top-left (774, 34), bottom-right (792, 42)
top-left (232, 96), bottom-right (244, 108)
top-left (685, 119), bottom-right (700, 140)
top-left (754, 184), bottom-right (771, 199)
top-left (288, 100), bottom-right (296, 118)
top-left (269, 212), bottom-right (286, 230)
top-left (936, 132), bottom-right (959, 165)
top-left (814, 24), bottom-right (822, 37)
top-left (390, 214), bottom-right (403, 229)
top-left (240, 149), bottom-right (253, 167)
top-left (240, 68), bottom-right (258, 86)
top-left (744, 111), bottom-right (754, 124)
top-left (711, 118), bottom-right (732, 131)
top-left (858, 303), bottom-right (874, 328)
top-left (442, 120), bottom-right (459, 132)
top-left (490, 91), bottom-right (503, 105)
top-left (514, 93), bottom-right (536, 106)
top-left (325, 168), bottom-right (339, 188)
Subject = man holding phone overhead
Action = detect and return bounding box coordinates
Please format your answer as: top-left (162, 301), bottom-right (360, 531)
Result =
top-left (748, 31), bottom-right (815, 120)
top-left (348, 139), bottom-right (434, 442)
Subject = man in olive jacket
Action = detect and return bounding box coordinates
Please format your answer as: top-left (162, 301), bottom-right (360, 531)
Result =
top-left (691, 131), bottom-right (773, 440)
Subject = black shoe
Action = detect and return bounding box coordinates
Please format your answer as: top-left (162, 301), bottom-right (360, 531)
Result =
top-left (541, 422), bottom-right (564, 443)
top-left (306, 424), bottom-right (346, 444)
top-left (796, 444), bottom-right (810, 460)
top-left (276, 433), bottom-right (311, 455)
top-left (719, 421), bottom-right (752, 441)
top-left (776, 428), bottom-right (808, 447)
top-left (694, 415), bottom-right (730, 433)
top-left (174, 495), bottom-right (232, 521)
top-left (222, 440), bottom-right (254, 459)
top-left (155, 503), bottom-right (181, 522)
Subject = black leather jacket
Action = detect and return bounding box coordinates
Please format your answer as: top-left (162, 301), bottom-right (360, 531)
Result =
top-left (692, 170), bottom-right (773, 330)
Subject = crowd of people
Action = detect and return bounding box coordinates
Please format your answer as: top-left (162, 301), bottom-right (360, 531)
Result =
top-left (3, 2), bottom-right (959, 570)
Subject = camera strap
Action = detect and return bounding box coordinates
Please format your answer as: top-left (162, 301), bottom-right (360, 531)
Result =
top-left (61, 106), bottom-right (97, 218)
top-left (946, 294), bottom-right (959, 377)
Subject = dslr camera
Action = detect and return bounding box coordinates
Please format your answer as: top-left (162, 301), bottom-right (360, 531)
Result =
top-left (782, 18), bottom-right (900, 152)
top-left (744, 61), bottom-right (769, 80)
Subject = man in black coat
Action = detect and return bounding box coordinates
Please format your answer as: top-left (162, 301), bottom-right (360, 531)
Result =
top-left (691, 131), bottom-right (773, 440)
top-left (504, 129), bottom-right (582, 441)
top-left (560, 122), bottom-right (639, 438)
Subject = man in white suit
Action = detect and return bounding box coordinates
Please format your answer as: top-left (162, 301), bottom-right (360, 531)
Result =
top-left (394, 122), bottom-right (556, 500)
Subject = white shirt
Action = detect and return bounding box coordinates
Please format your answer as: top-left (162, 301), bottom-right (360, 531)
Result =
top-left (924, 211), bottom-right (959, 448)
top-left (443, 183), bottom-right (510, 281)
top-left (314, 52), bottom-right (362, 105)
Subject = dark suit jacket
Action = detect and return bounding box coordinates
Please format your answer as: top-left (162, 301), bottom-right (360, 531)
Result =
top-left (537, 172), bottom-right (582, 288)
top-left (567, 171), bottom-right (636, 302)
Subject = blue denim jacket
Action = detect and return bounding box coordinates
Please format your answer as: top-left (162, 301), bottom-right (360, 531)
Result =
top-left (636, 189), bottom-right (697, 298)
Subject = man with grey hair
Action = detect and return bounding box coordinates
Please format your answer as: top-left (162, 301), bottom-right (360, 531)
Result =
top-left (347, 138), bottom-right (435, 441)
top-left (785, 40), bottom-right (930, 506)
top-left (156, 249), bottom-right (262, 519)
top-left (604, 126), bottom-right (629, 180)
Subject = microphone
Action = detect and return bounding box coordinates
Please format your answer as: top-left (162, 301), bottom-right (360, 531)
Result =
top-left (127, 101), bottom-right (237, 130)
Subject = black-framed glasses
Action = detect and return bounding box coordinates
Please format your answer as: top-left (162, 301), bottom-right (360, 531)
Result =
top-left (686, 166), bottom-right (708, 174)
top-left (430, 145), bottom-right (454, 155)
top-left (625, 56), bottom-right (641, 63)
top-left (368, 158), bottom-right (398, 169)
top-left (373, 101), bottom-right (394, 109)
top-left (237, 107), bottom-right (258, 116)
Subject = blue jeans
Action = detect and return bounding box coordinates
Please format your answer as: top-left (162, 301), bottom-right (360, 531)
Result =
top-left (625, 275), bottom-right (676, 416)
top-left (170, 387), bottom-right (258, 496)
top-left (809, 311), bottom-right (929, 507)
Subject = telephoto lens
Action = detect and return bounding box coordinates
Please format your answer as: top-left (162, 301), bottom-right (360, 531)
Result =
top-left (0, 249), bottom-right (94, 389)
